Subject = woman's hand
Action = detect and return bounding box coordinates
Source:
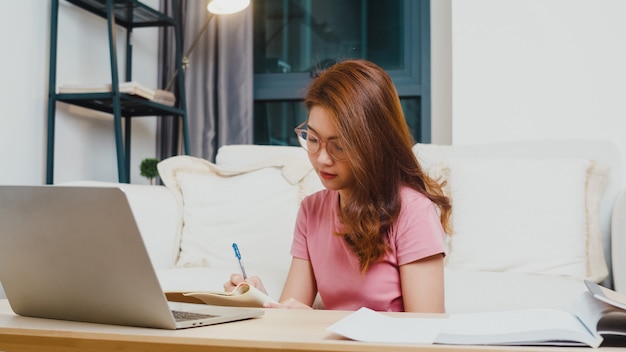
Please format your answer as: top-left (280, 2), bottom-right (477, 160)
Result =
top-left (263, 297), bottom-right (313, 310)
top-left (223, 273), bottom-right (268, 295)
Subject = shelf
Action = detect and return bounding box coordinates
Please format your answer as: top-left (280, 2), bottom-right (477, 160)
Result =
top-left (56, 93), bottom-right (184, 117)
top-left (65, 0), bottom-right (175, 28)
top-left (47, 0), bottom-right (188, 184)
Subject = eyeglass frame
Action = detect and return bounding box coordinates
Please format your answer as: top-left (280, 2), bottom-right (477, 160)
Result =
top-left (293, 121), bottom-right (348, 162)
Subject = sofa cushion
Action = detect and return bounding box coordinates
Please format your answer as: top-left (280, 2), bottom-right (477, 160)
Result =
top-left (444, 268), bottom-right (587, 313)
top-left (442, 157), bottom-right (609, 282)
top-left (157, 155), bottom-right (317, 272)
top-left (60, 181), bottom-right (180, 270)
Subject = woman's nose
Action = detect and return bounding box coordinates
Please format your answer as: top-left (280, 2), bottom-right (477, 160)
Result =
top-left (316, 143), bottom-right (334, 164)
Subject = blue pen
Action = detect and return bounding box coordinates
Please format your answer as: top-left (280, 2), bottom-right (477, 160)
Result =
top-left (232, 243), bottom-right (248, 279)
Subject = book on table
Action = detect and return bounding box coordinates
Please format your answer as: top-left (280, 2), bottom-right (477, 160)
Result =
top-left (327, 280), bottom-right (626, 348)
top-left (165, 282), bottom-right (278, 308)
top-left (58, 81), bottom-right (176, 106)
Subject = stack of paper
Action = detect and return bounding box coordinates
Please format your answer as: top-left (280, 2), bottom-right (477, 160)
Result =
top-left (328, 282), bottom-right (626, 348)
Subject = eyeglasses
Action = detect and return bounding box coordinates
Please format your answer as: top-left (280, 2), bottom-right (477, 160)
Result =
top-left (294, 122), bottom-right (347, 162)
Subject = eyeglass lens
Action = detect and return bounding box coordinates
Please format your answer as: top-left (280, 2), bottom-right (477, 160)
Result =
top-left (296, 129), bottom-right (346, 161)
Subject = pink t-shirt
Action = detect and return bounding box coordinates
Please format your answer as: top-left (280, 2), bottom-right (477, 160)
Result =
top-left (291, 186), bottom-right (445, 312)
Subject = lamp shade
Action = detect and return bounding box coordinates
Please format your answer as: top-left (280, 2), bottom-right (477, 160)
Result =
top-left (207, 0), bottom-right (250, 15)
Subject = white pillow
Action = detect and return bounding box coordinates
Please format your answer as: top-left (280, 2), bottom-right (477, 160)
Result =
top-left (216, 144), bottom-right (324, 196)
top-left (157, 155), bottom-right (316, 272)
top-left (216, 144), bottom-right (307, 167)
top-left (443, 158), bottom-right (609, 282)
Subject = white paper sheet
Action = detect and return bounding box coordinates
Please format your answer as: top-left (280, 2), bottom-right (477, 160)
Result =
top-left (327, 307), bottom-right (444, 344)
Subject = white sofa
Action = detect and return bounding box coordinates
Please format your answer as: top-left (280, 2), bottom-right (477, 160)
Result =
top-left (48, 140), bottom-right (626, 313)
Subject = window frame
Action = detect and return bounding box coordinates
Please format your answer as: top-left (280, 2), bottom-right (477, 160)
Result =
top-left (253, 0), bottom-right (431, 142)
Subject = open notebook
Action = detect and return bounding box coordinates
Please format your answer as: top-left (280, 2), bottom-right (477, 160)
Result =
top-left (0, 185), bottom-right (263, 329)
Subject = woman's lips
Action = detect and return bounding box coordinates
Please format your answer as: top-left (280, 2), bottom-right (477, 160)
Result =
top-left (319, 171), bottom-right (336, 180)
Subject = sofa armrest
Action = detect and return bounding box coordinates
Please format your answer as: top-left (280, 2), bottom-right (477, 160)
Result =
top-left (60, 181), bottom-right (181, 270)
top-left (612, 190), bottom-right (626, 292)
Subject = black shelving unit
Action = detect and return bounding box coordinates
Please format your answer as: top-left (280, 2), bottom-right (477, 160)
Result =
top-left (46, 0), bottom-right (190, 184)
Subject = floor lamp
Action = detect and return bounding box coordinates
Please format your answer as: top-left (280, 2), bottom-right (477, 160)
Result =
top-left (165, 0), bottom-right (251, 91)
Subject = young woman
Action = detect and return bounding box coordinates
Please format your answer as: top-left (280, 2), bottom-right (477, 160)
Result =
top-left (225, 59), bottom-right (452, 312)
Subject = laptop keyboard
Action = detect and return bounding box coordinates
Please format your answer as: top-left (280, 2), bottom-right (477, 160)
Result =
top-left (172, 310), bottom-right (218, 322)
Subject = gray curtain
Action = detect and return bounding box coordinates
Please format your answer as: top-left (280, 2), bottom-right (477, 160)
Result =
top-left (158, 0), bottom-right (253, 162)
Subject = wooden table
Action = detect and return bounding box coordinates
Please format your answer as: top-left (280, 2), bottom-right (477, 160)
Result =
top-left (0, 299), bottom-right (620, 352)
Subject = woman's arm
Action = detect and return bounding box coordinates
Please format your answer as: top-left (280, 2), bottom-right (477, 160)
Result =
top-left (400, 253), bottom-right (445, 312)
top-left (263, 257), bottom-right (317, 309)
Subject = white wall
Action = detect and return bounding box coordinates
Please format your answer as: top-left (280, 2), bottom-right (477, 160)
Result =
top-left (444, 0), bottom-right (626, 168)
top-left (0, 0), bottom-right (160, 186)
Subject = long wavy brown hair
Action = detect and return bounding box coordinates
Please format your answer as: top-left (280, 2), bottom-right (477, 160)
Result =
top-left (304, 59), bottom-right (452, 272)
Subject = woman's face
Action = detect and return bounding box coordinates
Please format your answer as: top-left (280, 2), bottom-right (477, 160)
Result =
top-left (306, 106), bottom-right (356, 198)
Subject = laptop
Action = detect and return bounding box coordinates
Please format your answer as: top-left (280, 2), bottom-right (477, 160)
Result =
top-left (0, 185), bottom-right (263, 329)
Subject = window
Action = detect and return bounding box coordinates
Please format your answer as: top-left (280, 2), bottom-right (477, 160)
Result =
top-left (252, 0), bottom-right (430, 145)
